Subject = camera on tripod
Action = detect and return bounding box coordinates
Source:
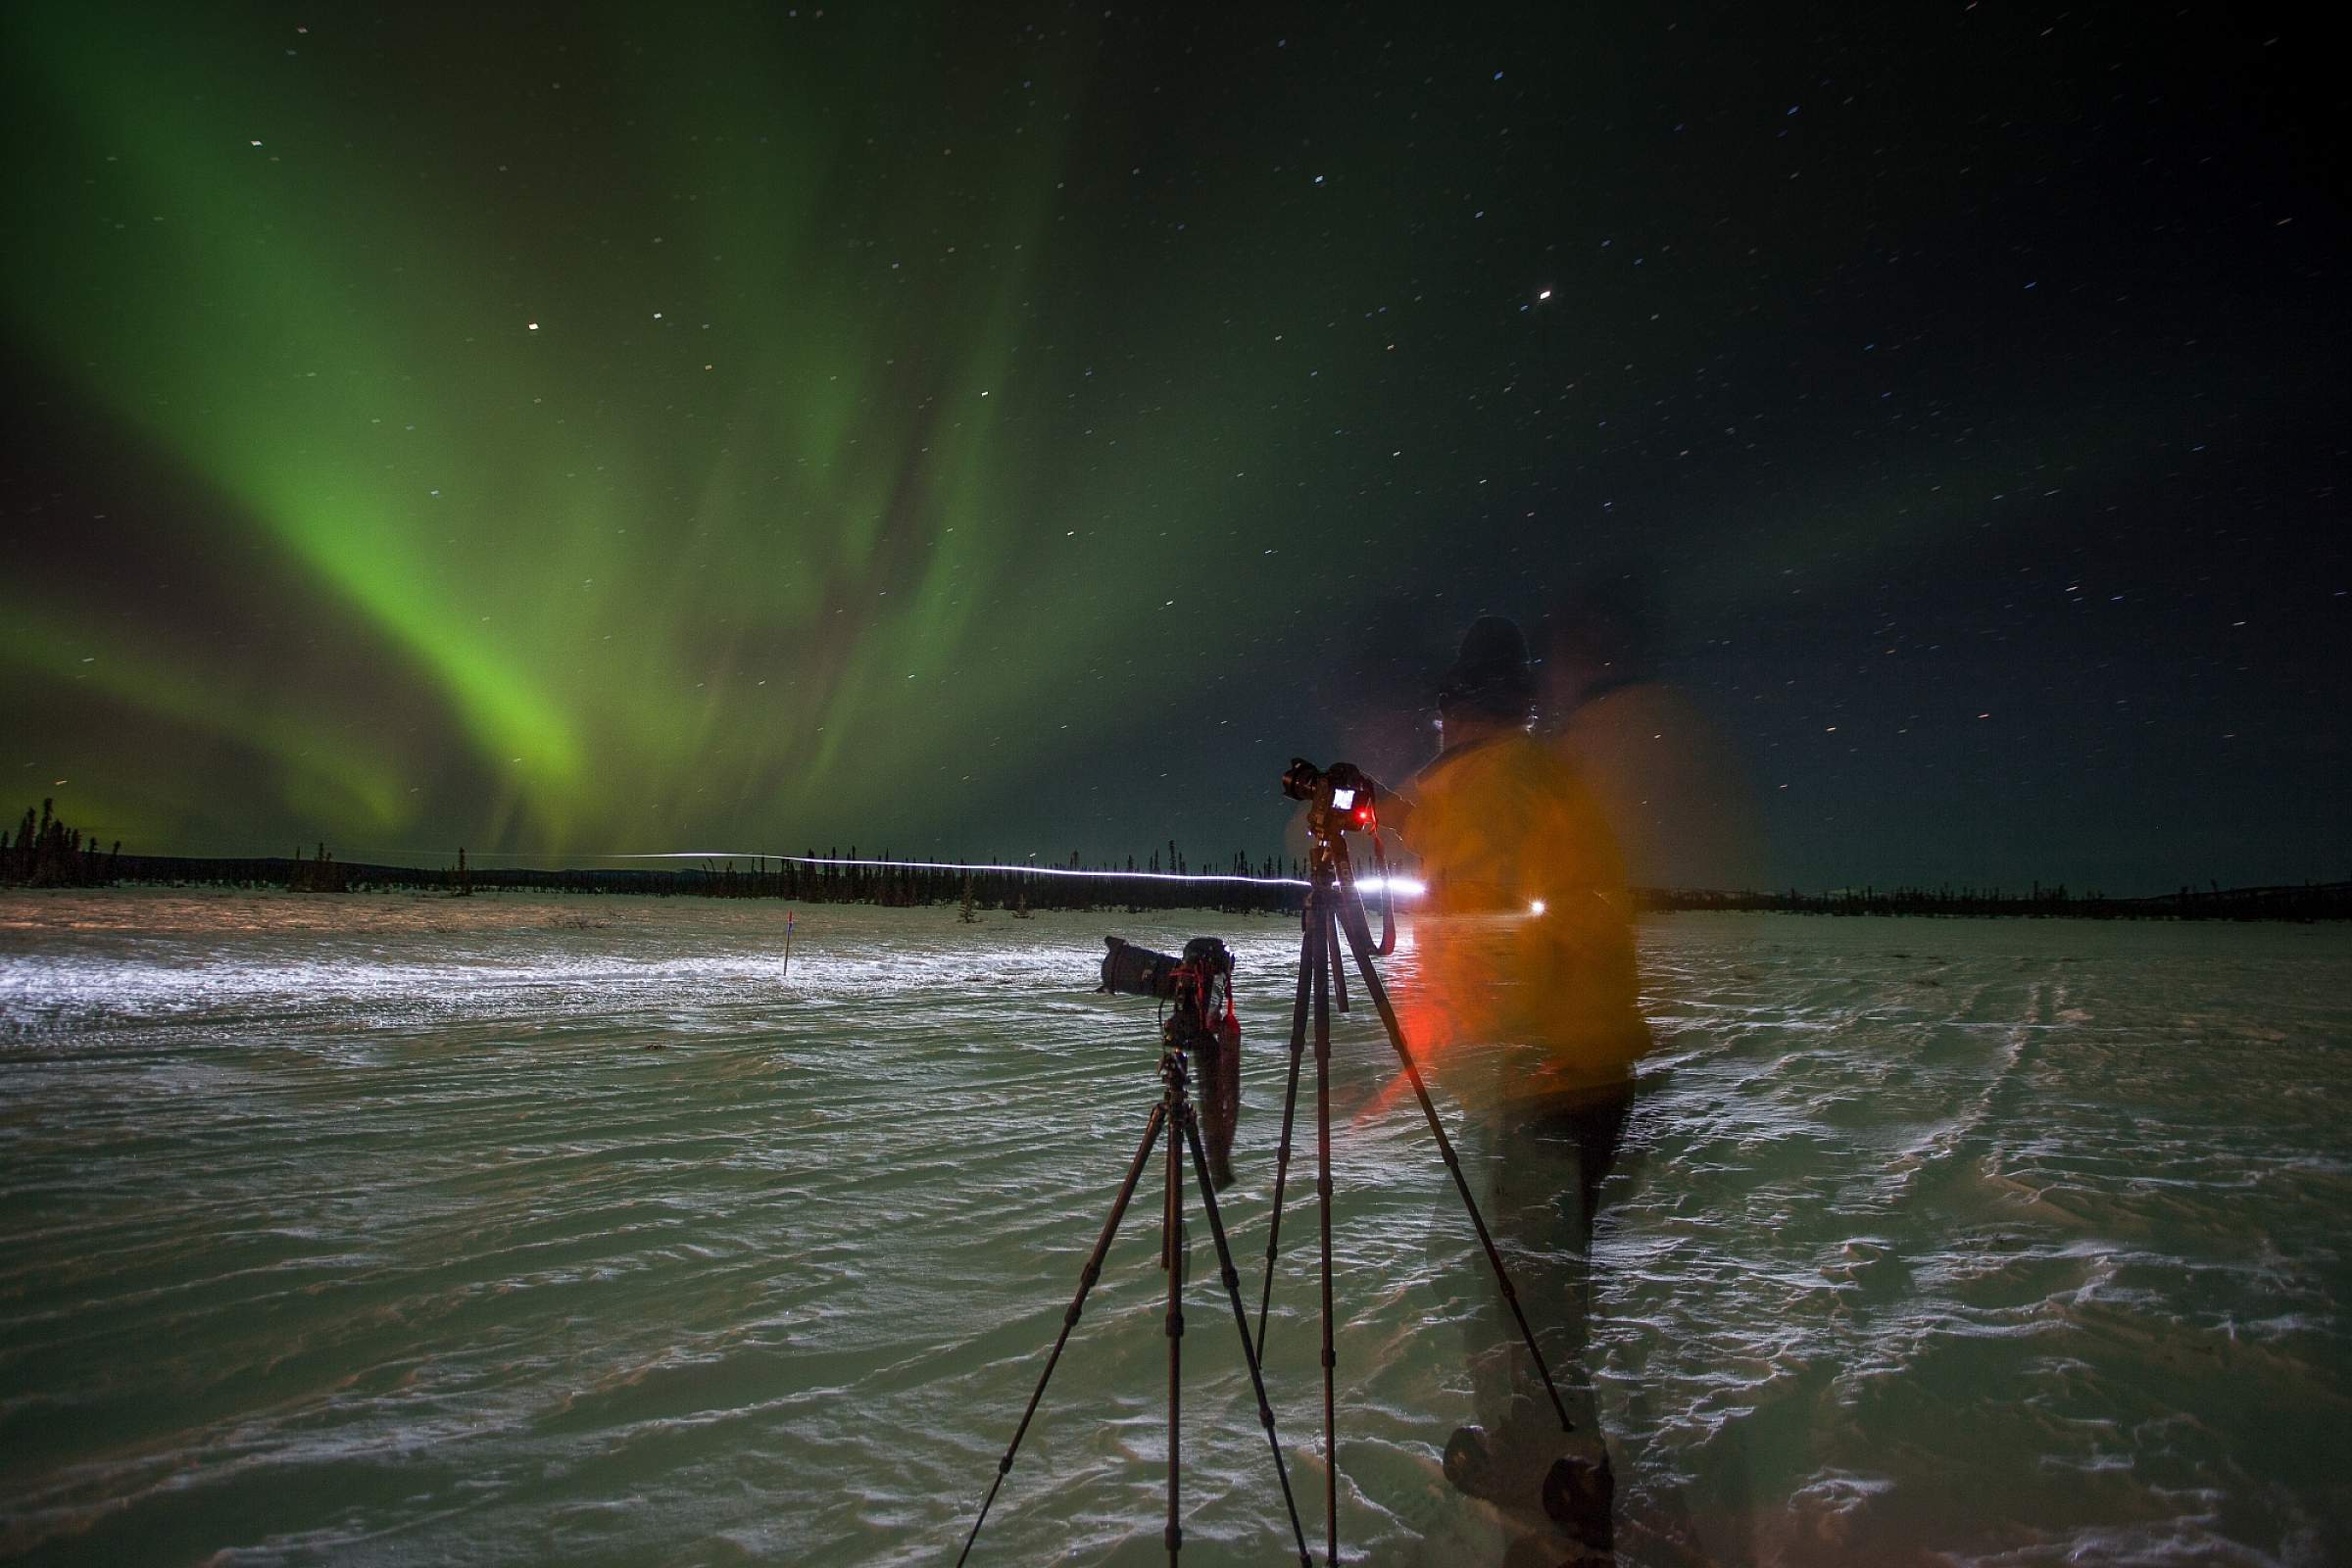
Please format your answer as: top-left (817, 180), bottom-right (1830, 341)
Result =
top-left (959, 931), bottom-right (1309, 1566)
top-left (1282, 757), bottom-right (1380, 846)
top-left (1101, 937), bottom-right (1243, 1191)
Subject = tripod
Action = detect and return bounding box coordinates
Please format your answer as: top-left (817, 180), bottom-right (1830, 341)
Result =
top-left (1250, 813), bottom-right (1576, 1565)
top-left (957, 1022), bottom-right (1312, 1566)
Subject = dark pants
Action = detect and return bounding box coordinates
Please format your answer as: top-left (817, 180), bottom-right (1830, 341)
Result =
top-left (1446, 1081), bottom-right (1634, 1465)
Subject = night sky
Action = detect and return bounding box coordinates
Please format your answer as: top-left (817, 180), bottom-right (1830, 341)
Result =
top-left (4, 4), bottom-right (2344, 895)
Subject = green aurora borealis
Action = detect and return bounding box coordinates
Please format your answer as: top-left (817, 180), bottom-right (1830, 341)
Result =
top-left (4, 6), bottom-right (2345, 889)
top-left (7, 11), bottom-right (1144, 853)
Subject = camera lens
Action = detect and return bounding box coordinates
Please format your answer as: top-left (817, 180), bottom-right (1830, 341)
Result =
top-left (1101, 936), bottom-right (1182, 999)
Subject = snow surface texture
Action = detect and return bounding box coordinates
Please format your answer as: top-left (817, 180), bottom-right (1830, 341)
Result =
top-left (1, 891), bottom-right (2346, 1566)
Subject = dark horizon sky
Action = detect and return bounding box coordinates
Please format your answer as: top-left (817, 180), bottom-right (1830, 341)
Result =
top-left (3, 3), bottom-right (2344, 897)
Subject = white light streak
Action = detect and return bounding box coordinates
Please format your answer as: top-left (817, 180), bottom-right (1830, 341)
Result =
top-left (614, 852), bottom-right (1310, 888)
top-left (598, 854), bottom-right (1430, 899)
top-left (383, 852), bottom-right (1424, 901)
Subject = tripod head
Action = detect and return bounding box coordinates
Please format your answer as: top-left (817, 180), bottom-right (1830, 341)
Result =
top-left (1156, 1035), bottom-right (1195, 1101)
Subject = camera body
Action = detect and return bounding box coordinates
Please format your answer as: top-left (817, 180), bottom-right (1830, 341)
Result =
top-left (1101, 936), bottom-right (1234, 1034)
top-left (1282, 757), bottom-right (1379, 845)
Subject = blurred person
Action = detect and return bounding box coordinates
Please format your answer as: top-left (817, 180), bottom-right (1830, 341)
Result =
top-left (1390, 614), bottom-right (1654, 1561)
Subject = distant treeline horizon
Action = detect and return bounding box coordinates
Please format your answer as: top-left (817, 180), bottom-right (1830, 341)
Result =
top-left (5, 801), bottom-right (2346, 922)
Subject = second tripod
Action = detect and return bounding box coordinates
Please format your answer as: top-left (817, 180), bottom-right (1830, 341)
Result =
top-left (957, 1026), bottom-right (1311, 1566)
top-left (1256, 759), bottom-right (1578, 1565)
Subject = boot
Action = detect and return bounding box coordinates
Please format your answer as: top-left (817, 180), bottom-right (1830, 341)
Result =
top-left (1541, 1449), bottom-right (1613, 1551)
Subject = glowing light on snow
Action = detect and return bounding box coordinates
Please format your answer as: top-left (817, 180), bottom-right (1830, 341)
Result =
top-left (1529, 898), bottom-right (1547, 915)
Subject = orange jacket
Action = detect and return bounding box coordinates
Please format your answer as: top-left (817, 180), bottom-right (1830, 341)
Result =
top-left (1395, 734), bottom-right (1650, 1110)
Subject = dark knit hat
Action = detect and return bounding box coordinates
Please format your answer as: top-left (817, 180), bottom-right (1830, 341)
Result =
top-left (1437, 614), bottom-right (1536, 720)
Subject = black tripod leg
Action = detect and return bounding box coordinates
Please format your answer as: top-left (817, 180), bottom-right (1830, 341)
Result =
top-left (1253, 905), bottom-right (1318, 1363)
top-left (1328, 915), bottom-right (1349, 1013)
top-left (1182, 1107), bottom-right (1314, 1566)
top-left (958, 1102), bottom-right (1169, 1567)
top-left (1312, 904), bottom-right (1341, 1565)
top-left (1164, 1092), bottom-right (1185, 1565)
top-left (1334, 893), bottom-right (1576, 1436)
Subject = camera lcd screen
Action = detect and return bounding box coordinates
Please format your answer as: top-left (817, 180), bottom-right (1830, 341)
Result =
top-left (1330, 788), bottom-right (1356, 810)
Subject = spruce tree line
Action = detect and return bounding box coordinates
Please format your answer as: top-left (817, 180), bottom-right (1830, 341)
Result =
top-left (0, 799), bottom-right (120, 887)
top-left (20, 803), bottom-right (2345, 920)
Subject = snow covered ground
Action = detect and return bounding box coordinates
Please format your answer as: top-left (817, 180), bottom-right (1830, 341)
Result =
top-left (2, 890), bottom-right (2345, 1565)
